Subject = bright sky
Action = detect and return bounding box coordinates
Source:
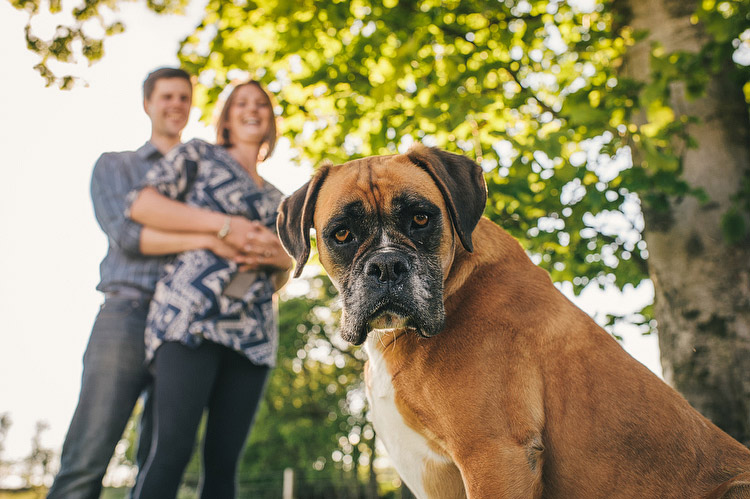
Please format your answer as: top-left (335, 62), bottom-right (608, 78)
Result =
top-left (0, 0), bottom-right (660, 466)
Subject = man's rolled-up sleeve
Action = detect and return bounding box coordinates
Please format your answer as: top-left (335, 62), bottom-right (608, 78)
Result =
top-left (91, 153), bottom-right (143, 255)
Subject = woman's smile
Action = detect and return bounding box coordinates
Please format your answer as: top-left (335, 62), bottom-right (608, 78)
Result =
top-left (227, 85), bottom-right (272, 145)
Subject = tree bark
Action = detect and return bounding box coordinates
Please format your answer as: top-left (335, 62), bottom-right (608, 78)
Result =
top-left (621, 0), bottom-right (750, 444)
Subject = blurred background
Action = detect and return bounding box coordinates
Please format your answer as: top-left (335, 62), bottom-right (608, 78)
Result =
top-left (1, 0), bottom-right (748, 496)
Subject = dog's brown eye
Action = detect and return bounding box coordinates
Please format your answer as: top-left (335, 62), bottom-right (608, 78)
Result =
top-left (413, 214), bottom-right (429, 227)
top-left (334, 228), bottom-right (351, 243)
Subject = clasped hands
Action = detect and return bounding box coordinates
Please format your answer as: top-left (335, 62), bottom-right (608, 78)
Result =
top-left (211, 216), bottom-right (292, 272)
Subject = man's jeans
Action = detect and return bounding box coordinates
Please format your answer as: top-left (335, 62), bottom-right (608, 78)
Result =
top-left (47, 297), bottom-right (153, 499)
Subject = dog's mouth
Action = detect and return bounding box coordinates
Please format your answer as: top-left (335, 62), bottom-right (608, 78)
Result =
top-left (367, 300), bottom-right (413, 331)
top-left (340, 268), bottom-right (447, 345)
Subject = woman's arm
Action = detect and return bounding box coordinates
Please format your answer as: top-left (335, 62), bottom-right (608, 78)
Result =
top-left (130, 187), bottom-right (260, 251)
top-left (139, 226), bottom-right (241, 261)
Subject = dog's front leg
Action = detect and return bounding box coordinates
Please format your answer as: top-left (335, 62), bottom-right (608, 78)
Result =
top-left (455, 438), bottom-right (543, 499)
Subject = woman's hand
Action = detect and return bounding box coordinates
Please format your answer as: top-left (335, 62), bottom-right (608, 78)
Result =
top-left (234, 222), bottom-right (292, 271)
top-left (222, 216), bottom-right (261, 252)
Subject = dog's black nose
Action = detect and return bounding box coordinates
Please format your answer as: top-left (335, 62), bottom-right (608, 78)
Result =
top-left (365, 252), bottom-right (411, 286)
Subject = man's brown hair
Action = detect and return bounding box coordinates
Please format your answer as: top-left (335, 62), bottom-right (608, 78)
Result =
top-left (142, 67), bottom-right (192, 101)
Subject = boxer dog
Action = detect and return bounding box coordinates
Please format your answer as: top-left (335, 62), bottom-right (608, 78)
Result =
top-left (277, 145), bottom-right (750, 498)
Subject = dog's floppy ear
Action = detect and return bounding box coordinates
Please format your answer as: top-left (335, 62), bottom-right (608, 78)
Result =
top-left (406, 144), bottom-right (487, 252)
top-left (276, 165), bottom-right (330, 278)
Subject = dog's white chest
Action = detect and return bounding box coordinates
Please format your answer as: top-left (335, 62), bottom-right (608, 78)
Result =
top-left (365, 337), bottom-right (456, 499)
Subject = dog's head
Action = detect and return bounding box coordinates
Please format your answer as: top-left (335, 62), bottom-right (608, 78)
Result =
top-left (277, 145), bottom-right (487, 345)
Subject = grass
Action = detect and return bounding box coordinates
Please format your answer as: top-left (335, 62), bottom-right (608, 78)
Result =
top-left (0, 488), bottom-right (133, 499)
top-left (0, 491), bottom-right (44, 499)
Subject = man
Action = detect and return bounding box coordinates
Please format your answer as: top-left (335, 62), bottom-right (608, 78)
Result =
top-left (47, 67), bottom-right (250, 498)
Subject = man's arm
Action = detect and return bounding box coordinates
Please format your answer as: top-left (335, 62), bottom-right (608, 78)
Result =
top-left (91, 153), bottom-right (145, 254)
top-left (92, 153), bottom-right (242, 259)
top-left (138, 204), bottom-right (293, 282)
top-left (140, 227), bottom-right (241, 260)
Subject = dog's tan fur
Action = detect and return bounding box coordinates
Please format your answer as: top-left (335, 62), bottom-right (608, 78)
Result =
top-left (278, 145), bottom-right (750, 498)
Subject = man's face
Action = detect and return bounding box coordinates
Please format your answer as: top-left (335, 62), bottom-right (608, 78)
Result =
top-left (144, 77), bottom-right (192, 139)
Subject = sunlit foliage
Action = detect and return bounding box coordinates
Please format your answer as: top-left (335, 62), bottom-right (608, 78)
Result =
top-left (174, 0), bottom-right (749, 314)
top-left (11, 0), bottom-right (750, 318)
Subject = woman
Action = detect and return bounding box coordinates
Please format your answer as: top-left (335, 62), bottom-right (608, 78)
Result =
top-left (127, 81), bottom-right (292, 499)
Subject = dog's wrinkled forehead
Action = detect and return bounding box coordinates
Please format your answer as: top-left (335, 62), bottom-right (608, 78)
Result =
top-left (313, 155), bottom-right (445, 227)
top-left (276, 145), bottom-right (486, 278)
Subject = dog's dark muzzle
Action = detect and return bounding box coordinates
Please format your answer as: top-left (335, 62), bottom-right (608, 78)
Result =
top-left (341, 246), bottom-right (445, 345)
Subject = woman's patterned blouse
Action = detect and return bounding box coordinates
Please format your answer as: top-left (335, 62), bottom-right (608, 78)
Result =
top-left (128, 139), bottom-right (285, 367)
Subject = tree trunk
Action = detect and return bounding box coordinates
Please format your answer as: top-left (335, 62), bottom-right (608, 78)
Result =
top-left (621, 0), bottom-right (750, 444)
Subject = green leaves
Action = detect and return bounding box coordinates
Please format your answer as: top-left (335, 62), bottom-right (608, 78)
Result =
top-left (10, 0), bottom-right (188, 88)
top-left (14, 0), bottom-right (748, 322)
top-left (721, 207), bottom-right (748, 244)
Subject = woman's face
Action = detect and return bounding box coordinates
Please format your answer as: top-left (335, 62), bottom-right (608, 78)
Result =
top-left (226, 84), bottom-right (273, 147)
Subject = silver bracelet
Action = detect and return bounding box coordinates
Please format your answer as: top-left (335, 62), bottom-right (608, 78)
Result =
top-left (217, 216), bottom-right (232, 240)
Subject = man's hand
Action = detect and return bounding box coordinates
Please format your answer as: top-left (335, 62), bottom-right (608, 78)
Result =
top-left (206, 235), bottom-right (243, 261)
